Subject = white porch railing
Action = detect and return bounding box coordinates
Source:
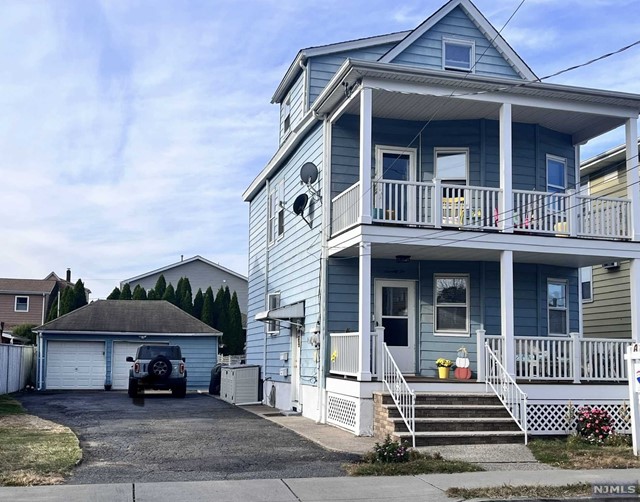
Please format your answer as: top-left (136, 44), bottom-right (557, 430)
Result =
top-left (382, 343), bottom-right (416, 448)
top-left (331, 181), bottom-right (632, 240)
top-left (481, 332), bottom-right (629, 383)
top-left (329, 333), bottom-right (359, 377)
top-left (331, 182), bottom-right (360, 235)
top-left (577, 195), bottom-right (631, 239)
top-left (484, 344), bottom-right (528, 444)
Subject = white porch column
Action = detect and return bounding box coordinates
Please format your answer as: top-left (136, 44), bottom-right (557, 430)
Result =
top-left (631, 259), bottom-right (640, 342)
top-left (626, 118), bottom-right (640, 240)
top-left (500, 250), bottom-right (515, 376)
top-left (499, 103), bottom-right (513, 233)
top-left (358, 241), bottom-right (372, 381)
top-left (359, 87), bottom-right (373, 225)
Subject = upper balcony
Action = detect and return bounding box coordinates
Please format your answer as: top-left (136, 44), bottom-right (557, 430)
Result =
top-left (331, 180), bottom-right (632, 240)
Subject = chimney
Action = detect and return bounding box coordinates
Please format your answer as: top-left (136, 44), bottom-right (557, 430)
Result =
top-left (181, 255), bottom-right (184, 262)
top-left (66, 268), bottom-right (71, 282)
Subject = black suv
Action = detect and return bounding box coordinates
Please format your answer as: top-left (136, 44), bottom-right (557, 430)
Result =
top-left (126, 345), bottom-right (187, 398)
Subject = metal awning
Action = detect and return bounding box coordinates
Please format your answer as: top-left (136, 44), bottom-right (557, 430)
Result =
top-left (255, 301), bottom-right (305, 322)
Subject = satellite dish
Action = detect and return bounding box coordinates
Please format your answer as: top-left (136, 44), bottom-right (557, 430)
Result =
top-left (300, 162), bottom-right (318, 185)
top-left (293, 194), bottom-right (309, 216)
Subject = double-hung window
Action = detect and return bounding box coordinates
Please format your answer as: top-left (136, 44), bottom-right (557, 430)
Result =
top-left (266, 292), bottom-right (281, 335)
top-left (435, 148), bottom-right (468, 185)
top-left (268, 181), bottom-right (285, 245)
top-left (14, 296), bottom-right (29, 312)
top-left (548, 280), bottom-right (568, 335)
top-left (443, 38), bottom-right (474, 72)
top-left (546, 156), bottom-right (566, 193)
top-left (434, 275), bottom-right (469, 334)
top-left (580, 267), bottom-right (593, 302)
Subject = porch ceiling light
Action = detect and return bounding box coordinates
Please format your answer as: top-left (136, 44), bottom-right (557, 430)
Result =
top-left (396, 255), bottom-right (411, 263)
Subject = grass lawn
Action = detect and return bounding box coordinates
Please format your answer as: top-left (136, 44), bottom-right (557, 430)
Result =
top-left (0, 394), bottom-right (82, 486)
top-left (447, 483), bottom-right (593, 500)
top-left (346, 450), bottom-right (483, 476)
top-left (528, 435), bottom-right (640, 469)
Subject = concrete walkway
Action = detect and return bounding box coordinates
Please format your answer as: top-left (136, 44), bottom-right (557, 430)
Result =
top-left (2, 469), bottom-right (639, 501)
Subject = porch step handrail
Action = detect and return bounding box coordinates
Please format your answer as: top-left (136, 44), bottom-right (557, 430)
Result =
top-left (484, 342), bottom-right (528, 444)
top-left (381, 343), bottom-right (416, 448)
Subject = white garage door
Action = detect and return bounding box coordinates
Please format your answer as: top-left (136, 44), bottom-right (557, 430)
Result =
top-left (112, 342), bottom-right (167, 390)
top-left (112, 342), bottom-right (138, 390)
top-left (46, 341), bottom-right (106, 390)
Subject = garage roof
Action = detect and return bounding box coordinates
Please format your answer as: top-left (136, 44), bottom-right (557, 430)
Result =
top-left (36, 300), bottom-right (221, 335)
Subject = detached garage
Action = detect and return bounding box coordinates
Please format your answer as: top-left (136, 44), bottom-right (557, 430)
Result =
top-left (35, 300), bottom-right (221, 390)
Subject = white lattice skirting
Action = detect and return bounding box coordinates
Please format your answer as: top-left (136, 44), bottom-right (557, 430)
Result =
top-left (327, 393), bottom-right (359, 433)
top-left (528, 401), bottom-right (631, 435)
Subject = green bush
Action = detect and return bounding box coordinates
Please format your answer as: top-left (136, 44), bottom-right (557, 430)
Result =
top-left (372, 435), bottom-right (410, 463)
top-left (576, 406), bottom-right (613, 445)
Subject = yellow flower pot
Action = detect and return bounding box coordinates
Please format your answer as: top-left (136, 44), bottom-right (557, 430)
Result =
top-left (438, 367), bottom-right (450, 379)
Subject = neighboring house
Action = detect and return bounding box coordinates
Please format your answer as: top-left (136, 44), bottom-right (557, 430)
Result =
top-left (0, 275), bottom-right (66, 331)
top-left (121, 255), bottom-right (248, 315)
top-left (580, 141), bottom-right (639, 339)
top-left (35, 300), bottom-right (221, 390)
top-left (243, 0), bottom-right (640, 444)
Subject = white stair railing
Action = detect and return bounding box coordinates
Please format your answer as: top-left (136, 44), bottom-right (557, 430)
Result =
top-left (484, 343), bottom-right (528, 444)
top-left (382, 343), bottom-right (415, 448)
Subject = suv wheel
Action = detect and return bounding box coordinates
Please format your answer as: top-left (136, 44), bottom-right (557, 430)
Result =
top-left (148, 355), bottom-right (172, 379)
top-left (128, 378), bottom-right (138, 398)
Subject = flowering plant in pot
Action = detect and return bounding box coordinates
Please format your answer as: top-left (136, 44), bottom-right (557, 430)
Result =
top-left (436, 358), bottom-right (453, 379)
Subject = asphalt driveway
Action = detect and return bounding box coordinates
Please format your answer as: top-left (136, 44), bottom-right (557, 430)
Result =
top-left (16, 391), bottom-right (357, 485)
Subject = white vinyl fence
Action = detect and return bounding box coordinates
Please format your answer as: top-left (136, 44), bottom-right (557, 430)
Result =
top-left (0, 344), bottom-right (35, 394)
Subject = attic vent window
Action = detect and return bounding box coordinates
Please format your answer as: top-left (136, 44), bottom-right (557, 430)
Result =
top-left (443, 38), bottom-right (474, 72)
top-left (283, 97), bottom-right (291, 135)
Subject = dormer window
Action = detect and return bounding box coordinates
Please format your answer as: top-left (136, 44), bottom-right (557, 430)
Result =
top-left (443, 38), bottom-right (474, 72)
top-left (283, 97), bottom-right (291, 135)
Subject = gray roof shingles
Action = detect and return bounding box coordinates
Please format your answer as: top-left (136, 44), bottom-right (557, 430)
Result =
top-left (37, 300), bottom-right (221, 335)
top-left (0, 278), bottom-right (57, 295)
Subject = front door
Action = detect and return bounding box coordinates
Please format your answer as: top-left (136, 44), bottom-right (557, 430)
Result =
top-left (290, 327), bottom-right (302, 412)
top-left (375, 280), bottom-right (416, 374)
top-left (375, 147), bottom-right (417, 222)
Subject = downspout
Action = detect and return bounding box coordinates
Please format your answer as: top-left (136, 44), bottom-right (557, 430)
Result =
top-left (263, 179), bottom-right (271, 398)
top-left (575, 144), bottom-right (584, 335)
top-left (37, 332), bottom-right (43, 390)
top-left (41, 293), bottom-right (46, 325)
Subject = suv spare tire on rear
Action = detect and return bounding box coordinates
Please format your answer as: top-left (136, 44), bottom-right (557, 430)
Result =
top-left (148, 355), bottom-right (172, 380)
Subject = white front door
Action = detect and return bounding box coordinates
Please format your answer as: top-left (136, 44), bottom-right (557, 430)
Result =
top-left (375, 280), bottom-right (416, 374)
top-left (375, 146), bottom-right (417, 222)
top-left (290, 327), bottom-right (302, 411)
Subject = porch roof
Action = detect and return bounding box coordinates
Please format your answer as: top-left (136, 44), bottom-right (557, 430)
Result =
top-left (316, 60), bottom-right (640, 144)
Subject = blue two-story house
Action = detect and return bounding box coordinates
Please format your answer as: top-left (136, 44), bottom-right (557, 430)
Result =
top-left (244, 0), bottom-right (640, 445)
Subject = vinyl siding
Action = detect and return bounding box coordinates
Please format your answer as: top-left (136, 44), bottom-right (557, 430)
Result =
top-left (246, 124), bottom-right (324, 384)
top-left (0, 293), bottom-right (49, 329)
top-left (327, 259), bottom-right (579, 377)
top-left (279, 71), bottom-right (306, 145)
top-left (390, 6), bottom-right (521, 80)
top-left (307, 43), bottom-right (397, 105)
top-left (330, 115), bottom-right (575, 198)
top-left (124, 261), bottom-right (247, 316)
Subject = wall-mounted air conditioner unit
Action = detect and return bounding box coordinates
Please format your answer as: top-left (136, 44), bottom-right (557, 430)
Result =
top-left (602, 262), bottom-right (620, 270)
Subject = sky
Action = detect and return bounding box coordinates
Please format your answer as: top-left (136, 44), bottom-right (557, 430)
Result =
top-left (1, 0), bottom-right (640, 300)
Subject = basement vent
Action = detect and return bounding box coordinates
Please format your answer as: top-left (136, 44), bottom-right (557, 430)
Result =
top-left (327, 393), bottom-right (358, 432)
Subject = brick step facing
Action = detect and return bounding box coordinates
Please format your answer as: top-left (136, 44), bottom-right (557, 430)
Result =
top-left (386, 404), bottom-right (511, 419)
top-left (392, 417), bottom-right (521, 433)
top-left (374, 392), bottom-right (524, 446)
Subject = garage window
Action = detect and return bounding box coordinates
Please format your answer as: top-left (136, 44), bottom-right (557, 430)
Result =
top-left (15, 296), bottom-right (29, 312)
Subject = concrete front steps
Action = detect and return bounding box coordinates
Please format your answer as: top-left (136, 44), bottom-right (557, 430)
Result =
top-left (373, 391), bottom-right (525, 446)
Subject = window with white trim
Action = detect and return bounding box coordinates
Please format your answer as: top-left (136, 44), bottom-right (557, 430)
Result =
top-left (266, 292), bottom-right (281, 335)
top-left (580, 267), bottom-right (593, 302)
top-left (548, 280), bottom-right (568, 335)
top-left (434, 275), bottom-right (469, 334)
top-left (15, 296), bottom-right (29, 312)
top-left (268, 181), bottom-right (285, 245)
top-left (443, 38), bottom-right (474, 72)
top-left (435, 148), bottom-right (468, 185)
top-left (282, 96), bottom-right (291, 135)
top-left (547, 155), bottom-right (566, 193)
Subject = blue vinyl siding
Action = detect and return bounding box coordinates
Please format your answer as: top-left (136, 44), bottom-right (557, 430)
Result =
top-left (326, 259), bottom-right (579, 378)
top-left (41, 334), bottom-right (218, 389)
top-left (331, 115), bottom-right (575, 197)
top-left (307, 43), bottom-right (397, 105)
top-left (390, 6), bottom-right (521, 80)
top-left (246, 124), bottom-right (324, 384)
top-left (280, 71), bottom-right (306, 145)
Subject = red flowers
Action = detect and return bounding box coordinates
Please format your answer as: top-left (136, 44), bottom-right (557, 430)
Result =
top-left (576, 406), bottom-right (613, 445)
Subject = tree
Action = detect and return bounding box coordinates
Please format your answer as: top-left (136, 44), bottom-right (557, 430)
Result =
top-left (107, 287), bottom-right (121, 300)
top-left (175, 278), bottom-right (185, 304)
top-left (59, 286), bottom-right (75, 315)
top-left (162, 283), bottom-right (176, 305)
top-left (72, 279), bottom-right (88, 310)
top-left (132, 285), bottom-right (147, 300)
top-left (177, 277), bottom-right (193, 314)
top-left (192, 288), bottom-right (204, 320)
top-left (12, 324), bottom-right (37, 345)
top-left (201, 287), bottom-right (214, 326)
top-left (224, 292), bottom-right (244, 355)
top-left (213, 286), bottom-right (226, 332)
top-left (46, 297), bottom-right (58, 321)
top-left (120, 283), bottom-right (132, 300)
top-left (154, 275), bottom-right (166, 299)
top-left (147, 289), bottom-right (157, 300)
